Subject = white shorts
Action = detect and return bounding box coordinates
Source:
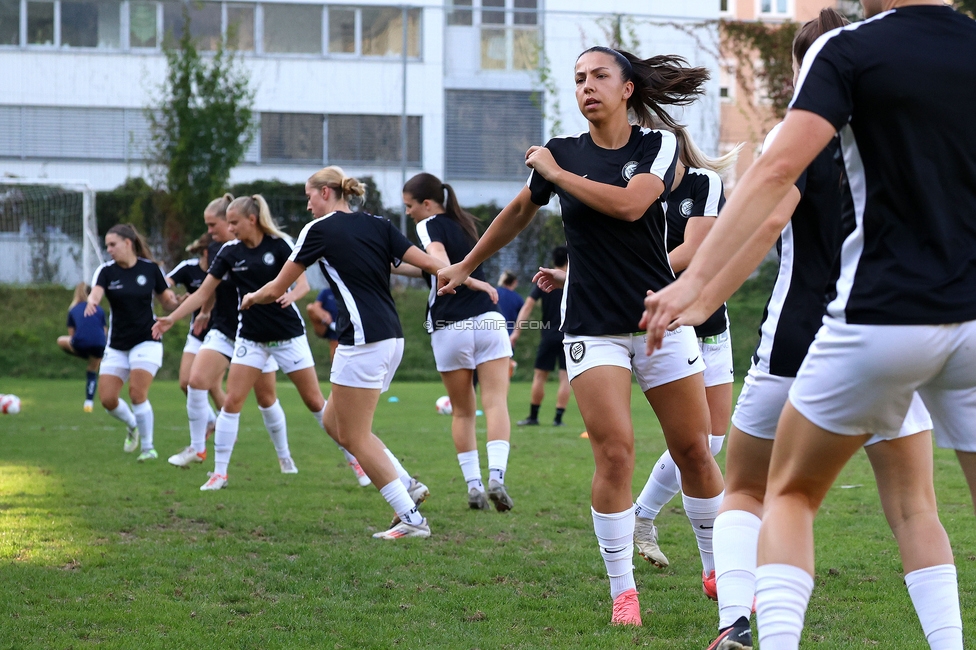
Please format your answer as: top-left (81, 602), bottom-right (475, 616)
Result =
top-left (201, 330), bottom-right (279, 373)
top-left (183, 331), bottom-right (203, 355)
top-left (699, 330), bottom-right (734, 388)
top-left (100, 341), bottom-right (163, 381)
top-left (331, 338), bottom-right (404, 392)
top-left (733, 364), bottom-right (933, 442)
top-left (789, 317), bottom-right (976, 441)
top-left (431, 312), bottom-right (513, 372)
top-left (564, 327), bottom-right (705, 392)
top-left (232, 336), bottom-right (313, 375)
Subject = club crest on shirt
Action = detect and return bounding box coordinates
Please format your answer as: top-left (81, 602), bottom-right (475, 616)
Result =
top-left (136, 275), bottom-right (147, 286)
top-left (262, 252), bottom-right (275, 265)
top-left (235, 346), bottom-right (247, 358)
top-left (679, 198), bottom-right (694, 218)
top-left (621, 161), bottom-right (639, 182)
top-left (569, 341), bottom-right (586, 363)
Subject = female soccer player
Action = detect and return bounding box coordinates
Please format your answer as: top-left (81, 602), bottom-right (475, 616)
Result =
top-left (632, 129), bottom-right (740, 573)
top-left (242, 166), bottom-right (494, 539)
top-left (438, 47), bottom-right (725, 626)
top-left (87, 223), bottom-right (180, 461)
top-left (403, 172), bottom-right (512, 512)
top-left (511, 246), bottom-right (571, 427)
top-left (643, 2), bottom-right (973, 647)
top-left (58, 282), bottom-right (106, 412)
top-left (165, 195), bottom-right (282, 472)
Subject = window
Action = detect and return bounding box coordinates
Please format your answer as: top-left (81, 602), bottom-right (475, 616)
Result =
top-left (263, 3), bottom-right (320, 54)
top-left (27, 1), bottom-right (55, 45)
top-left (0, 106), bottom-right (153, 160)
top-left (328, 114), bottom-right (421, 165)
top-left (328, 7), bottom-right (354, 53)
top-left (759, 0), bottom-right (789, 17)
top-left (445, 90), bottom-right (542, 179)
top-left (129, 1), bottom-right (157, 47)
top-left (718, 59), bottom-right (735, 102)
top-left (361, 6), bottom-right (419, 58)
top-left (0, 0), bottom-right (20, 44)
top-left (261, 113), bottom-right (323, 162)
top-left (719, 0), bottom-right (735, 15)
top-left (225, 3), bottom-right (253, 51)
top-left (447, 0), bottom-right (471, 26)
top-left (478, 0), bottom-right (538, 71)
top-left (61, 0), bottom-right (121, 48)
top-left (163, 1), bottom-right (220, 50)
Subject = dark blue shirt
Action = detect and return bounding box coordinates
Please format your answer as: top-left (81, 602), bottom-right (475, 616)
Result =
top-left (496, 286), bottom-right (524, 335)
top-left (315, 287), bottom-right (339, 341)
top-left (67, 302), bottom-right (107, 348)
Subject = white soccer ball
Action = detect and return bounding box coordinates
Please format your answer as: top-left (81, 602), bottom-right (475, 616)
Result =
top-left (435, 395), bottom-right (452, 415)
top-left (0, 394), bottom-right (21, 415)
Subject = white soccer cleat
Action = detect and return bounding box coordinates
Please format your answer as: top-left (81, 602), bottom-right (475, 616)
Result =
top-left (487, 480), bottom-right (514, 512)
top-left (634, 516), bottom-right (670, 568)
top-left (372, 518), bottom-right (431, 540)
top-left (408, 478), bottom-right (430, 505)
top-left (349, 460), bottom-right (371, 487)
top-left (123, 425), bottom-right (139, 453)
top-left (200, 473), bottom-right (228, 491)
top-left (279, 456), bottom-right (298, 474)
top-left (83, 400), bottom-right (94, 413)
top-left (168, 446), bottom-right (206, 468)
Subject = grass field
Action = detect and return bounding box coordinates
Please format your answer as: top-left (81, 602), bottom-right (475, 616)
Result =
top-left (1, 378), bottom-right (974, 648)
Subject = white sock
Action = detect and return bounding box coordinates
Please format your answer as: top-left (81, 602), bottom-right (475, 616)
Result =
top-left (379, 479), bottom-right (423, 525)
top-left (206, 404), bottom-right (217, 425)
top-left (635, 451), bottom-right (680, 520)
top-left (313, 404), bottom-right (325, 428)
top-left (755, 563), bottom-right (814, 649)
top-left (905, 564), bottom-right (963, 650)
top-left (457, 450), bottom-right (483, 492)
top-left (213, 410), bottom-right (240, 477)
top-left (131, 401), bottom-right (154, 451)
top-left (592, 506), bottom-right (637, 599)
top-left (186, 387), bottom-right (210, 454)
top-left (709, 434), bottom-right (726, 456)
top-left (715, 510), bottom-right (762, 628)
top-left (107, 400), bottom-right (137, 429)
top-left (383, 448), bottom-right (412, 489)
top-left (259, 400), bottom-right (290, 459)
top-left (338, 444), bottom-right (357, 464)
top-left (683, 491), bottom-right (724, 574)
top-left (486, 439), bottom-right (510, 485)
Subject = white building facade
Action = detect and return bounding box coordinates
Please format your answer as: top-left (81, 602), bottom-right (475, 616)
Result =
top-left (0, 0), bottom-right (721, 209)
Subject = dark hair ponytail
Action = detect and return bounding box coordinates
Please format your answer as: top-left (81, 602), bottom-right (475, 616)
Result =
top-left (793, 8), bottom-right (849, 64)
top-left (106, 223), bottom-right (153, 261)
top-left (403, 172), bottom-right (480, 243)
top-left (578, 47), bottom-right (709, 129)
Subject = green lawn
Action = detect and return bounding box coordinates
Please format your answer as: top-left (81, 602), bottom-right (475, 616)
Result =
top-left (0, 378), bottom-right (974, 648)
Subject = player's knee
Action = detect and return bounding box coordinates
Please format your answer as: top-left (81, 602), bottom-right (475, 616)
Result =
top-left (594, 437), bottom-right (634, 473)
top-left (669, 436), bottom-right (714, 477)
top-left (223, 393), bottom-right (247, 413)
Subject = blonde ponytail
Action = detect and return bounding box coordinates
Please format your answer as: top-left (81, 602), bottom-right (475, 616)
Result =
top-left (308, 166), bottom-right (367, 204)
top-left (228, 195), bottom-right (288, 239)
top-left (206, 193), bottom-right (235, 219)
top-left (674, 127), bottom-right (743, 176)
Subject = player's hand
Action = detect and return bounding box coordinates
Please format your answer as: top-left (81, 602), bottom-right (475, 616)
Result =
top-left (532, 267), bottom-right (566, 292)
top-left (465, 278), bottom-right (498, 304)
top-left (192, 312), bottom-right (210, 336)
top-left (639, 277), bottom-right (704, 355)
top-left (152, 316), bottom-right (174, 340)
top-left (437, 262), bottom-right (470, 296)
top-left (84, 301), bottom-right (98, 317)
top-left (525, 146), bottom-right (560, 180)
top-left (277, 292), bottom-right (297, 308)
top-left (240, 292), bottom-right (257, 310)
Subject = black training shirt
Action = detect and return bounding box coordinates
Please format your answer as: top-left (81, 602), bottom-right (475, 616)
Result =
top-left (416, 214), bottom-right (497, 332)
top-left (167, 258), bottom-right (208, 341)
top-left (291, 211), bottom-right (413, 346)
top-left (206, 240), bottom-right (242, 340)
top-left (529, 126), bottom-right (678, 335)
top-left (666, 167), bottom-right (728, 338)
top-left (791, 5), bottom-right (976, 325)
top-left (209, 236), bottom-right (305, 343)
top-left (92, 258), bottom-right (168, 351)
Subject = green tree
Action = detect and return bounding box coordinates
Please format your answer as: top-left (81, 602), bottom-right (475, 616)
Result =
top-left (147, 5), bottom-right (255, 260)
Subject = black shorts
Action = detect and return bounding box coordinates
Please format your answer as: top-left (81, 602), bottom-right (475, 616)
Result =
top-left (72, 342), bottom-right (105, 359)
top-left (534, 334), bottom-right (565, 372)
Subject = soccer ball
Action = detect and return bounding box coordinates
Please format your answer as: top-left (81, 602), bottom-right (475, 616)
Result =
top-left (0, 394), bottom-right (21, 414)
top-left (435, 395), bottom-right (452, 415)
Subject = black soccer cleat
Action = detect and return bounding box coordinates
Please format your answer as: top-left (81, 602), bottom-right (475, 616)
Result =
top-left (706, 616), bottom-right (753, 650)
top-left (517, 417), bottom-right (539, 426)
